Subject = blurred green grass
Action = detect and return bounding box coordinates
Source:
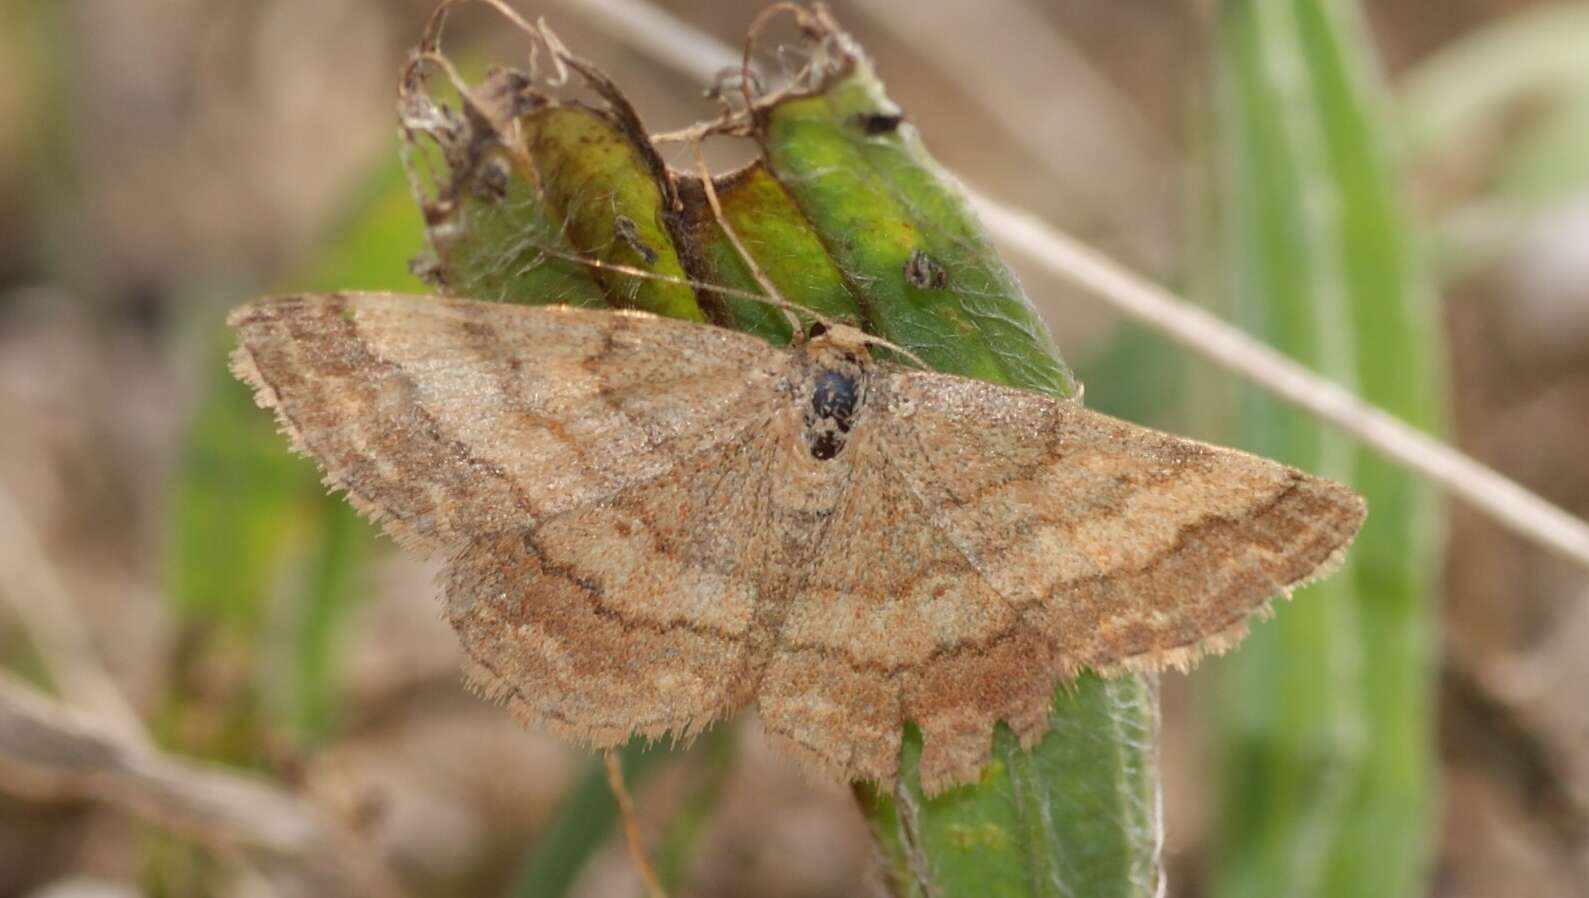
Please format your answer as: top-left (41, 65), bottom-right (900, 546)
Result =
top-left (1401, 3), bottom-right (1589, 278)
top-left (164, 159), bottom-right (425, 762)
top-left (1207, 3), bottom-right (1443, 897)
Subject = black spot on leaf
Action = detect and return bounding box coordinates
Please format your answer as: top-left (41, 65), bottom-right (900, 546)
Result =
top-left (851, 111), bottom-right (904, 135)
top-left (904, 249), bottom-right (947, 289)
top-left (613, 215), bottom-right (659, 266)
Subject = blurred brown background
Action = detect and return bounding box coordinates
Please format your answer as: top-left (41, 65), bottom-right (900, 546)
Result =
top-left (0, 1), bottom-right (1586, 896)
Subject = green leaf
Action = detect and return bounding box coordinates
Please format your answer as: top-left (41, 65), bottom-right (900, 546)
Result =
top-left (758, 74), bottom-right (1078, 397)
top-left (756, 60), bottom-right (1152, 898)
top-left (1208, 3), bottom-right (1444, 897)
top-left (860, 677), bottom-right (1160, 898)
top-left (684, 163), bottom-right (867, 342)
top-left (518, 106), bottom-right (703, 319)
top-left (401, 16), bottom-right (1152, 897)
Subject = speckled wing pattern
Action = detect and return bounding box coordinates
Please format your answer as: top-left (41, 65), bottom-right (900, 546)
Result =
top-left (230, 291), bottom-right (1364, 794)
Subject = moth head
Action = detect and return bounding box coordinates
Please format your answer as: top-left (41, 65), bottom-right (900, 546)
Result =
top-left (802, 319), bottom-right (928, 372)
top-left (804, 320), bottom-right (870, 351)
top-left (798, 322), bottom-right (870, 381)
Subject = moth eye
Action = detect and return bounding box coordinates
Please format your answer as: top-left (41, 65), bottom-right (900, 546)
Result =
top-left (806, 321), bottom-right (829, 339)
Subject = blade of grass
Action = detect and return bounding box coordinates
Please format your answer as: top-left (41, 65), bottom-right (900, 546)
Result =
top-left (650, 726), bottom-right (737, 893)
top-left (166, 157), bottom-right (424, 763)
top-left (1399, 3), bottom-right (1589, 165)
top-left (273, 159), bottom-right (430, 746)
top-left (1208, 3), bottom-right (1443, 897)
top-left (1400, 5), bottom-right (1589, 278)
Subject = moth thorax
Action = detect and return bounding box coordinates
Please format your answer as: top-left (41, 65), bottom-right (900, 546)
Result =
top-left (800, 353), bottom-right (867, 461)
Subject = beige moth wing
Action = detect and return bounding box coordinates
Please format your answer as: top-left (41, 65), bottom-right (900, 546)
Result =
top-left (771, 364), bottom-right (1364, 792)
top-left (228, 292), bottom-right (790, 553)
top-left (230, 292), bottom-right (803, 746)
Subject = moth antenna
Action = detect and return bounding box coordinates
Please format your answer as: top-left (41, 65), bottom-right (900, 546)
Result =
top-left (508, 239), bottom-right (933, 368)
top-left (691, 136), bottom-right (929, 369)
top-left (512, 241), bottom-right (933, 366)
top-left (506, 242), bottom-right (797, 308)
top-left (650, 120), bottom-right (737, 146)
top-left (846, 329), bottom-right (931, 370)
top-left (877, 338), bottom-right (930, 370)
top-left (689, 139), bottom-right (805, 339)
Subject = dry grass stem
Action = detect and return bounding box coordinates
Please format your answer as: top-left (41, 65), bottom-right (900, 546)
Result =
top-left (604, 751), bottom-right (668, 898)
top-left (0, 481), bottom-right (408, 896)
top-left (973, 197), bottom-right (1589, 570)
top-left (0, 671), bottom-right (406, 898)
top-left (0, 478), bottom-right (145, 741)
